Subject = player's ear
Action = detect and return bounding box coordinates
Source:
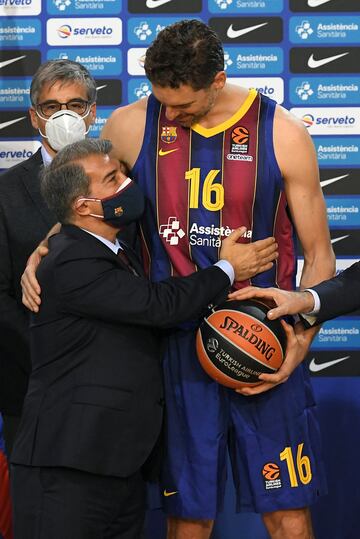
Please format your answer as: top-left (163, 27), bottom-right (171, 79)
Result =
top-left (213, 71), bottom-right (226, 91)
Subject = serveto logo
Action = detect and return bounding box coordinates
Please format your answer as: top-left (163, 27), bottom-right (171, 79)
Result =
top-left (326, 196), bottom-right (360, 228)
top-left (209, 0), bottom-right (283, 14)
top-left (228, 77), bottom-right (284, 104)
top-left (290, 77), bottom-right (360, 105)
top-left (0, 0), bottom-right (41, 16)
top-left (290, 16), bottom-right (360, 45)
top-left (224, 47), bottom-right (283, 75)
top-left (48, 0), bottom-right (121, 15)
top-left (0, 78), bottom-right (31, 109)
top-left (127, 47), bottom-right (147, 76)
top-left (47, 18), bottom-right (122, 46)
top-left (315, 137), bottom-right (360, 166)
top-left (0, 141), bottom-right (41, 169)
top-left (57, 24), bottom-right (72, 38)
top-left (0, 18), bottom-right (41, 47)
top-left (47, 47), bottom-right (122, 77)
top-left (312, 321), bottom-right (360, 350)
top-left (290, 107), bottom-right (360, 135)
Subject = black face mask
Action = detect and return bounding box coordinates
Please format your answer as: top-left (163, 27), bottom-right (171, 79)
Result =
top-left (80, 178), bottom-right (145, 227)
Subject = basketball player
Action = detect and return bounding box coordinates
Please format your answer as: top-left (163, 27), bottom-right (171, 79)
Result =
top-left (103, 20), bottom-right (335, 539)
top-left (22, 20), bottom-right (335, 539)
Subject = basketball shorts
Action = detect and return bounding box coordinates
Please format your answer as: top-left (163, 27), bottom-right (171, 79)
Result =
top-left (161, 328), bottom-right (327, 519)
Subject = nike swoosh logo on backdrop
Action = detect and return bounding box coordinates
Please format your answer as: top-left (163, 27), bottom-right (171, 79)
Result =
top-left (146, 0), bottom-right (173, 8)
top-left (96, 84), bottom-right (107, 91)
top-left (309, 355), bottom-right (350, 372)
top-left (320, 174), bottom-right (349, 188)
top-left (0, 117), bottom-right (27, 130)
top-left (308, 0), bottom-right (332, 7)
top-left (0, 55), bottom-right (26, 69)
top-left (159, 148), bottom-right (179, 156)
top-left (227, 22), bottom-right (268, 39)
top-left (307, 52), bottom-right (349, 69)
top-left (331, 235), bottom-right (349, 244)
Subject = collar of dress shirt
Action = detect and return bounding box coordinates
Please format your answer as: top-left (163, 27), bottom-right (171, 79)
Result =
top-left (41, 145), bottom-right (53, 166)
top-left (80, 228), bottom-right (121, 255)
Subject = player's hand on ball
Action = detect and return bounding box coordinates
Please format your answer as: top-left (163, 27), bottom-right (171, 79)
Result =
top-left (235, 320), bottom-right (312, 396)
top-left (21, 243), bottom-right (48, 312)
top-left (220, 228), bottom-right (278, 282)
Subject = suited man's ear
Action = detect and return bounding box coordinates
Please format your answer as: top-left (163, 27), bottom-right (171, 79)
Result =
top-left (73, 198), bottom-right (92, 217)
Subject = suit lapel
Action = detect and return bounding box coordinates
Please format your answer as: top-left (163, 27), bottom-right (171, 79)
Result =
top-left (61, 224), bottom-right (145, 276)
top-left (20, 148), bottom-right (55, 228)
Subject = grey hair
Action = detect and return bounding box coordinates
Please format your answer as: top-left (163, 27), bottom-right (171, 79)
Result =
top-left (30, 59), bottom-right (97, 106)
top-left (41, 139), bottom-right (112, 224)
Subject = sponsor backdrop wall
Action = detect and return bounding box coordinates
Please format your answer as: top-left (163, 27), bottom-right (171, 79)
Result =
top-left (1, 0), bottom-right (359, 537)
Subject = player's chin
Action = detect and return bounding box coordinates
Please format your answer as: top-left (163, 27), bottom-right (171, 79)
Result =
top-left (178, 117), bottom-right (193, 127)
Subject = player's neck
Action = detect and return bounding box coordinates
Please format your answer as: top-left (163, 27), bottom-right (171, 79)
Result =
top-left (196, 85), bottom-right (251, 130)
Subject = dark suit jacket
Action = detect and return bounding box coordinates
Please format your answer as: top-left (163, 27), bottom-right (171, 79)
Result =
top-left (311, 261), bottom-right (360, 325)
top-left (11, 224), bottom-right (230, 477)
top-left (0, 149), bottom-right (56, 415)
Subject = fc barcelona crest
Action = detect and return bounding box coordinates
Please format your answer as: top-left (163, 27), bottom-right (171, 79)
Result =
top-left (161, 126), bottom-right (177, 144)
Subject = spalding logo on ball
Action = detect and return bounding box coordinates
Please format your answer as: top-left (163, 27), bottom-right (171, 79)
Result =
top-left (196, 299), bottom-right (287, 389)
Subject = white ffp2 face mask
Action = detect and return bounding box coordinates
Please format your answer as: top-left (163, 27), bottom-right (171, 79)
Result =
top-left (37, 109), bottom-right (91, 151)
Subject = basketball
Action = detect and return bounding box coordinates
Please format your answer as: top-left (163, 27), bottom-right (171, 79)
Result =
top-left (196, 299), bottom-right (287, 389)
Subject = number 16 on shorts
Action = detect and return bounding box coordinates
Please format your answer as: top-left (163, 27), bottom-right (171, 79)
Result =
top-left (262, 443), bottom-right (313, 491)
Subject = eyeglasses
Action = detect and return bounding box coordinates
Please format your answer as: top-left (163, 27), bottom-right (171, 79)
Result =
top-left (36, 99), bottom-right (91, 119)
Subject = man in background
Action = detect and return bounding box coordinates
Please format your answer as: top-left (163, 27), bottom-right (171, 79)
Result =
top-left (0, 59), bottom-right (96, 456)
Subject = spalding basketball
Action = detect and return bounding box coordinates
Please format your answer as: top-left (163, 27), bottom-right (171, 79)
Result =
top-left (196, 299), bottom-right (287, 389)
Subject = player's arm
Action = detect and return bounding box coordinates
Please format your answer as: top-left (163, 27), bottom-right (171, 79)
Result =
top-left (21, 222), bottom-right (60, 311)
top-left (100, 99), bottom-right (147, 170)
top-left (234, 107), bottom-right (335, 396)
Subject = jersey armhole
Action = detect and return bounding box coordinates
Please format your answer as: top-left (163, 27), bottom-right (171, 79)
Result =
top-left (131, 94), bottom-right (160, 177)
top-left (262, 95), bottom-right (283, 191)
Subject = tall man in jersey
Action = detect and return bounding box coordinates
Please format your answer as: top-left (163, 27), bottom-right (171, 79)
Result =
top-left (101, 20), bottom-right (335, 539)
top-left (22, 20), bottom-right (335, 539)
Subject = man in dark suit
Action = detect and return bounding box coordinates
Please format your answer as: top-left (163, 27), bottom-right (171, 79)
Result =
top-left (0, 59), bottom-right (96, 455)
top-left (228, 262), bottom-right (360, 326)
top-left (10, 138), bottom-right (278, 539)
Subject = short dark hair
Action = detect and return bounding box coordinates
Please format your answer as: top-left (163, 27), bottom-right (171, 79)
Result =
top-left (30, 59), bottom-right (97, 106)
top-left (144, 20), bottom-right (224, 90)
top-left (41, 139), bottom-right (112, 224)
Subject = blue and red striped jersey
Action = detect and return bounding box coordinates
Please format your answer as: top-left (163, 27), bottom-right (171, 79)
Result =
top-left (132, 89), bottom-right (296, 291)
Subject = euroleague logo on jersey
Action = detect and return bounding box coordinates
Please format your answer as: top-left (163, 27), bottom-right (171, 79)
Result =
top-left (227, 126), bottom-right (253, 162)
top-left (262, 462), bottom-right (282, 490)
